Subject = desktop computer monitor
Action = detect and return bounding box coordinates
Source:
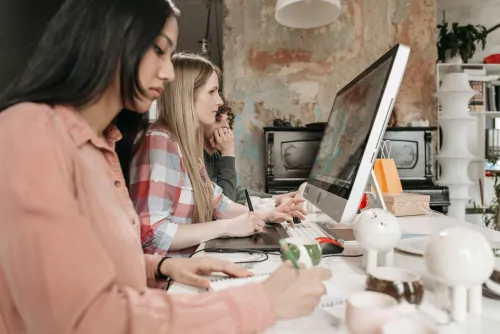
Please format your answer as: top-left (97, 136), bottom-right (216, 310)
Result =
top-left (303, 44), bottom-right (410, 226)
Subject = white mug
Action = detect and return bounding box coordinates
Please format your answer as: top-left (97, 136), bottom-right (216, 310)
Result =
top-left (345, 291), bottom-right (415, 334)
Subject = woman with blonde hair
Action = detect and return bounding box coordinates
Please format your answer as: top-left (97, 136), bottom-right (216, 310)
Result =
top-left (129, 52), bottom-right (305, 255)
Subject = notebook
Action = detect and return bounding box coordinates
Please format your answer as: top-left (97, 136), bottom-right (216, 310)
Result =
top-left (209, 272), bottom-right (366, 308)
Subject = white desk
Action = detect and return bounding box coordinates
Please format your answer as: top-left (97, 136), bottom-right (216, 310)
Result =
top-left (169, 213), bottom-right (500, 333)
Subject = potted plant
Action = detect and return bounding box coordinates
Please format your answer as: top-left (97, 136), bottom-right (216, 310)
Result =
top-left (437, 20), bottom-right (488, 63)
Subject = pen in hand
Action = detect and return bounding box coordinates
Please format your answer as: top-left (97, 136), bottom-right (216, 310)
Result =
top-left (279, 239), bottom-right (300, 270)
top-left (244, 189), bottom-right (254, 211)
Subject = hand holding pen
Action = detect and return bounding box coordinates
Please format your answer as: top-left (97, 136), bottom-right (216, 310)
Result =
top-left (261, 255), bottom-right (332, 319)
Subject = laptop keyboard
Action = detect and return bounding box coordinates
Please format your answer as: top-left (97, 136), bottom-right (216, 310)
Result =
top-left (284, 222), bottom-right (331, 239)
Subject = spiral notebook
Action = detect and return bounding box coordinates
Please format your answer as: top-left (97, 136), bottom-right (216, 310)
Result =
top-left (209, 272), bottom-right (365, 308)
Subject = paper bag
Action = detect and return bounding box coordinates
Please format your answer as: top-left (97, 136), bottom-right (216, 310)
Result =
top-left (373, 159), bottom-right (403, 193)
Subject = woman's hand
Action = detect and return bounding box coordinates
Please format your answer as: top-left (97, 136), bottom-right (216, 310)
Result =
top-left (218, 212), bottom-right (266, 237)
top-left (159, 257), bottom-right (252, 289)
top-left (262, 261), bottom-right (331, 319)
top-left (255, 197), bottom-right (306, 225)
top-left (273, 191), bottom-right (299, 206)
top-left (211, 128), bottom-right (235, 156)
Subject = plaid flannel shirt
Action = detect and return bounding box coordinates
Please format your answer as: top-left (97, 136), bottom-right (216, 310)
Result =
top-left (129, 125), bottom-right (231, 257)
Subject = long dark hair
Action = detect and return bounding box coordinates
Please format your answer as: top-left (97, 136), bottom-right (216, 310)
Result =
top-left (115, 109), bottom-right (149, 188)
top-left (0, 0), bottom-right (179, 111)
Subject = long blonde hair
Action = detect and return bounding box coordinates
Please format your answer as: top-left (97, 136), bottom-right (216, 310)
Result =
top-left (157, 52), bottom-right (221, 223)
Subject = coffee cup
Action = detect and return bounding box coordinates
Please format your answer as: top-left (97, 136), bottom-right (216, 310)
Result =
top-left (345, 291), bottom-right (415, 334)
top-left (485, 244), bottom-right (500, 295)
top-left (366, 267), bottom-right (424, 305)
top-left (280, 237), bottom-right (322, 268)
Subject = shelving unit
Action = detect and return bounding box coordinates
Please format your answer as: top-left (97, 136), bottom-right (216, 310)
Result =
top-left (436, 64), bottom-right (500, 215)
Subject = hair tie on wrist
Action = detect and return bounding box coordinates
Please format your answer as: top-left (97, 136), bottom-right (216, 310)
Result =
top-left (156, 256), bottom-right (171, 280)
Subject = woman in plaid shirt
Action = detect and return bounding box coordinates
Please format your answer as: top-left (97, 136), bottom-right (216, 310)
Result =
top-left (129, 53), bottom-right (305, 256)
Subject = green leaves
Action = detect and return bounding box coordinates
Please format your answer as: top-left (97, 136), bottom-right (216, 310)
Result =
top-left (436, 20), bottom-right (488, 63)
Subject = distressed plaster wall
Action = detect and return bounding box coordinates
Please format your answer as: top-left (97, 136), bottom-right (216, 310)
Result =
top-left (223, 0), bottom-right (438, 190)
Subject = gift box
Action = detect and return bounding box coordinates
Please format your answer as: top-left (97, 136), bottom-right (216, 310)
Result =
top-left (382, 192), bottom-right (430, 217)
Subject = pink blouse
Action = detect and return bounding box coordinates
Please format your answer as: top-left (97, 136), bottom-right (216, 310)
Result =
top-left (0, 103), bottom-right (275, 334)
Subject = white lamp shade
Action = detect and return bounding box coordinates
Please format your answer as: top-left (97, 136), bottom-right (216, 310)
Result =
top-left (275, 0), bottom-right (341, 29)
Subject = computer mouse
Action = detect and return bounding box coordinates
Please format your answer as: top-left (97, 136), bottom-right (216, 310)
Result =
top-left (316, 237), bottom-right (344, 255)
top-left (292, 216), bottom-right (301, 224)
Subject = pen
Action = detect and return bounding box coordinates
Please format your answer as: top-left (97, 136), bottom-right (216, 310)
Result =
top-left (279, 239), bottom-right (300, 270)
top-left (244, 189), bottom-right (254, 211)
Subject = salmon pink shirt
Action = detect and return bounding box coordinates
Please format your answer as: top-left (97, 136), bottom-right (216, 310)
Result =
top-left (0, 103), bottom-right (275, 334)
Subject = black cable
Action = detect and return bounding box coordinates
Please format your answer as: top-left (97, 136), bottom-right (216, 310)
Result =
top-left (200, 0), bottom-right (213, 57)
top-left (188, 249), bottom-right (206, 258)
top-left (213, 0), bottom-right (223, 70)
top-left (235, 253), bottom-right (268, 264)
top-left (189, 248), bottom-right (275, 264)
top-left (322, 253), bottom-right (363, 258)
top-left (189, 247), bottom-right (361, 261)
top-left (189, 248), bottom-right (279, 264)
top-left (204, 0), bottom-right (212, 41)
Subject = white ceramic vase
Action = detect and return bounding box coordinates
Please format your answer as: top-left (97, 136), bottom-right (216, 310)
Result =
top-left (435, 73), bottom-right (478, 221)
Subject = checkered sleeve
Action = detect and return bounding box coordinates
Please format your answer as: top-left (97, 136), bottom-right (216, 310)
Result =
top-left (212, 181), bottom-right (232, 219)
top-left (129, 130), bottom-right (186, 255)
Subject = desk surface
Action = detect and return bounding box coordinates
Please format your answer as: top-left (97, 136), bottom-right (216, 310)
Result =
top-left (169, 212), bottom-right (500, 334)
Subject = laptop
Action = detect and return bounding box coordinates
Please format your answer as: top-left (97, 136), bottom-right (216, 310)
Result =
top-left (204, 224), bottom-right (288, 252)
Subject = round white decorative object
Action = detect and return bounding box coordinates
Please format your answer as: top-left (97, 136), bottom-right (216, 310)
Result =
top-left (424, 226), bottom-right (494, 288)
top-left (354, 209), bottom-right (401, 273)
top-left (353, 208), bottom-right (401, 241)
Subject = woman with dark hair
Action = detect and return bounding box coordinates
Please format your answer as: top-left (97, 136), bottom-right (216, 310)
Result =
top-left (114, 109), bottom-right (149, 187)
top-left (0, 0), bottom-right (330, 333)
top-left (203, 97), bottom-right (299, 204)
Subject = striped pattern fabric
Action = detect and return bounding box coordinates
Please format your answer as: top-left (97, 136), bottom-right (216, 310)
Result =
top-left (129, 124), bottom-right (231, 256)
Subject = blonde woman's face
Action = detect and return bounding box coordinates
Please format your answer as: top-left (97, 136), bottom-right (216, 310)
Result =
top-left (194, 71), bottom-right (223, 126)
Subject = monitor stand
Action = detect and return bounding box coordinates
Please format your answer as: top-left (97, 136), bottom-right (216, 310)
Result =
top-left (364, 170), bottom-right (387, 211)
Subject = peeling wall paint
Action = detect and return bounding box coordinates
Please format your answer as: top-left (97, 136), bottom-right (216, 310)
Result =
top-left (223, 0), bottom-right (438, 190)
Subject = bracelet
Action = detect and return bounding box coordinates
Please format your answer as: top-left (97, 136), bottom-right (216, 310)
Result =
top-left (155, 256), bottom-right (171, 280)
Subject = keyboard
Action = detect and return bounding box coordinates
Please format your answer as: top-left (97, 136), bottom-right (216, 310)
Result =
top-left (284, 222), bottom-right (332, 239)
